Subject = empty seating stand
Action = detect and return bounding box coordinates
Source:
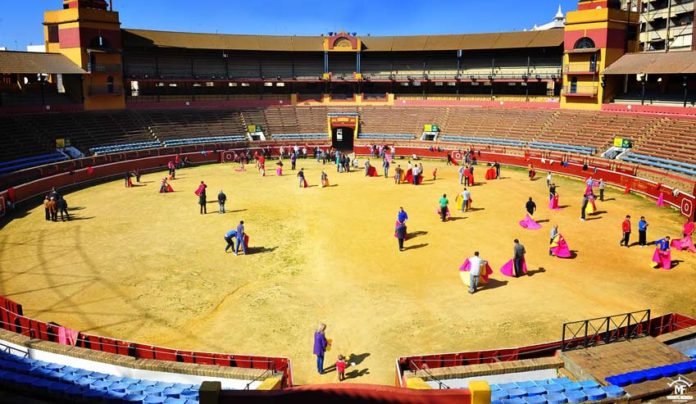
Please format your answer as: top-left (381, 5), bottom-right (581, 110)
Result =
top-left (162, 135), bottom-right (246, 147)
top-left (0, 152), bottom-right (67, 175)
top-left (0, 350), bottom-right (200, 403)
top-left (605, 359), bottom-right (696, 388)
top-left (490, 377), bottom-right (625, 404)
top-left (358, 133), bottom-right (415, 140)
top-left (89, 140), bottom-right (162, 155)
top-left (440, 135), bottom-right (527, 148)
top-left (622, 152), bottom-right (696, 177)
top-left (528, 141), bottom-right (595, 155)
top-left (271, 133), bottom-right (327, 141)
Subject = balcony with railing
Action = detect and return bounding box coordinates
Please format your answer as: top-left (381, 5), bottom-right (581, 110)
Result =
top-left (564, 64), bottom-right (598, 76)
top-left (563, 84), bottom-right (599, 98)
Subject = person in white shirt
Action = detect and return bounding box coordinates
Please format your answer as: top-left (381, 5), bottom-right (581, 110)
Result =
top-left (546, 172), bottom-right (552, 188)
top-left (461, 188), bottom-right (471, 212)
top-left (468, 251), bottom-right (482, 294)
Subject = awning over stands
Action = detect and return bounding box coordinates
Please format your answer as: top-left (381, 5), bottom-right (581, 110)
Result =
top-left (0, 51), bottom-right (86, 74)
top-left (603, 51), bottom-right (696, 75)
top-left (122, 28), bottom-right (564, 52)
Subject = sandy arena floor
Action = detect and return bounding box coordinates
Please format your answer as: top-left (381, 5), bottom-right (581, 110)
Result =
top-left (0, 159), bottom-right (694, 385)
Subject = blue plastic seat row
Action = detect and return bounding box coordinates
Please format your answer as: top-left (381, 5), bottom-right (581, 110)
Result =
top-left (605, 359), bottom-right (696, 387)
top-left (272, 133), bottom-right (327, 140)
top-left (440, 136), bottom-right (527, 147)
top-left (0, 151), bottom-right (67, 169)
top-left (492, 385), bottom-right (624, 404)
top-left (528, 142), bottom-right (595, 155)
top-left (0, 152), bottom-right (68, 175)
top-left (90, 140), bottom-right (162, 154)
top-left (358, 133), bottom-right (415, 139)
top-left (163, 135), bottom-right (245, 146)
top-left (622, 153), bottom-right (696, 177)
top-left (0, 351), bottom-right (200, 403)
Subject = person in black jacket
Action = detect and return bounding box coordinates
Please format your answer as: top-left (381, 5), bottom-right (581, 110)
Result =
top-left (56, 196), bottom-right (70, 221)
top-left (217, 190), bottom-right (227, 214)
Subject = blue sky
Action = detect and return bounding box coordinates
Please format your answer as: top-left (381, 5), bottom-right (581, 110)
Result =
top-left (1, 0), bottom-right (578, 50)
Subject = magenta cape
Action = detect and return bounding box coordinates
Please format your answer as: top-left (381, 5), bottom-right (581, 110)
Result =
top-left (194, 184), bottom-right (206, 196)
top-left (276, 168), bottom-right (283, 176)
top-left (460, 258), bottom-right (493, 283)
top-left (685, 222), bottom-right (695, 236)
top-left (436, 207), bottom-right (452, 219)
top-left (657, 193), bottom-right (665, 207)
top-left (652, 248), bottom-right (672, 270)
top-left (550, 235), bottom-right (572, 258)
top-left (367, 166), bottom-right (378, 177)
top-left (519, 214), bottom-right (542, 230)
top-left (393, 220), bottom-right (408, 240)
top-left (500, 258), bottom-right (527, 277)
top-left (404, 169), bottom-right (413, 184)
top-left (549, 194), bottom-right (561, 210)
top-left (671, 236), bottom-right (696, 253)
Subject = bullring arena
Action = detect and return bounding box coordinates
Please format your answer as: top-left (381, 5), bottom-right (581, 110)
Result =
top-left (2, 0), bottom-right (696, 403)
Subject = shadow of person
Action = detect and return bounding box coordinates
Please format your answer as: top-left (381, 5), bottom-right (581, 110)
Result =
top-left (405, 243), bottom-right (428, 251)
top-left (348, 352), bottom-right (370, 366)
top-left (246, 246), bottom-right (278, 254)
top-left (344, 368), bottom-right (370, 380)
top-left (527, 267), bottom-right (546, 277)
top-left (670, 260), bottom-right (683, 268)
top-left (409, 231), bottom-right (428, 239)
top-left (480, 279), bottom-right (508, 291)
top-left (568, 250), bottom-right (579, 259)
top-left (537, 219), bottom-right (550, 224)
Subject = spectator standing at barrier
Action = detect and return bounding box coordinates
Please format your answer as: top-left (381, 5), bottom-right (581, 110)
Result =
top-left (513, 239), bottom-right (526, 277)
top-left (234, 220), bottom-right (247, 255)
top-left (313, 323), bottom-right (329, 374)
top-left (621, 215), bottom-right (632, 247)
top-left (224, 228), bottom-right (236, 253)
top-left (638, 216), bottom-right (649, 247)
top-left (56, 196), bottom-right (69, 222)
top-left (525, 197), bottom-right (537, 216)
top-left (468, 251), bottom-right (482, 294)
top-left (217, 190), bottom-right (227, 214)
top-left (599, 179), bottom-right (606, 201)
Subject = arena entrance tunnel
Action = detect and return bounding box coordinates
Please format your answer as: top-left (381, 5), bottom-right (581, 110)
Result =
top-left (332, 126), bottom-right (354, 151)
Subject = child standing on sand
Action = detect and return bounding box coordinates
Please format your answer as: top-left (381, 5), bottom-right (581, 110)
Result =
top-left (336, 354), bottom-right (348, 381)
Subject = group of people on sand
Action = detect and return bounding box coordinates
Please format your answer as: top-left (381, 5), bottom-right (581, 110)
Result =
top-left (313, 323), bottom-right (357, 381)
top-left (43, 188), bottom-right (69, 222)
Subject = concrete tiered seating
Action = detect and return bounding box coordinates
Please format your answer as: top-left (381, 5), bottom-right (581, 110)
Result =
top-left (90, 140), bottom-right (162, 155)
top-left (162, 135), bottom-right (246, 147)
top-left (271, 133), bottom-right (326, 140)
top-left (622, 152), bottom-right (696, 177)
top-left (0, 350), bottom-right (200, 403)
top-left (490, 377), bottom-right (626, 404)
top-left (440, 135), bottom-right (527, 147)
top-left (358, 133), bottom-right (415, 140)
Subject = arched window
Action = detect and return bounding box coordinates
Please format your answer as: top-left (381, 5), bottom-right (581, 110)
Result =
top-left (107, 76), bottom-right (114, 93)
top-left (574, 37), bottom-right (596, 49)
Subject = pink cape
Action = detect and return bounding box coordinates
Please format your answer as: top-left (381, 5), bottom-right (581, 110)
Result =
top-left (460, 258), bottom-right (493, 283)
top-left (657, 192), bottom-right (665, 207)
top-left (685, 222), bottom-right (695, 236)
top-left (550, 235), bottom-right (572, 258)
top-left (519, 214), bottom-right (542, 230)
top-left (404, 169), bottom-right (413, 184)
top-left (652, 248), bottom-right (672, 270)
top-left (549, 195), bottom-right (561, 210)
top-left (303, 179), bottom-right (309, 188)
top-left (436, 207), bottom-right (452, 219)
top-left (500, 258), bottom-right (527, 277)
top-left (166, 184), bottom-right (174, 193)
top-left (367, 166), bottom-right (378, 177)
top-left (393, 220), bottom-right (408, 240)
top-left (276, 168), bottom-right (283, 176)
top-left (671, 236), bottom-right (696, 253)
top-left (194, 184), bottom-right (206, 196)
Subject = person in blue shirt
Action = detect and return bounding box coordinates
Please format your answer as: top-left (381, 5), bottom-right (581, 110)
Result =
top-left (656, 236), bottom-right (670, 251)
top-left (638, 216), bottom-right (649, 247)
top-left (224, 229), bottom-right (237, 252)
top-left (234, 220), bottom-right (247, 255)
top-left (397, 207), bottom-right (408, 223)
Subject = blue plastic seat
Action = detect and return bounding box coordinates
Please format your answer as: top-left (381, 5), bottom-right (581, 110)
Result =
top-left (609, 374), bottom-right (630, 387)
top-left (492, 390), bottom-right (509, 400)
top-left (545, 392), bottom-right (568, 404)
top-left (163, 386), bottom-right (184, 398)
top-left (578, 380), bottom-right (599, 389)
top-left (507, 388), bottom-right (527, 398)
top-left (628, 371), bottom-right (647, 384)
top-left (675, 362), bottom-right (693, 374)
top-left (517, 381), bottom-right (536, 389)
top-left (603, 385), bottom-right (625, 398)
top-left (503, 399), bottom-right (526, 404)
top-left (563, 382), bottom-right (582, 391)
top-left (545, 383), bottom-right (565, 394)
top-left (659, 365), bottom-right (679, 378)
top-left (179, 389), bottom-right (198, 398)
top-left (565, 390), bottom-right (587, 403)
top-left (144, 386), bottom-right (165, 395)
top-left (645, 368), bottom-right (663, 380)
top-left (124, 393), bottom-right (148, 402)
top-left (585, 387), bottom-right (607, 401)
top-left (144, 396), bottom-right (167, 404)
top-left (164, 398), bottom-right (187, 404)
top-left (526, 386), bottom-right (546, 396)
top-left (90, 379), bottom-right (112, 390)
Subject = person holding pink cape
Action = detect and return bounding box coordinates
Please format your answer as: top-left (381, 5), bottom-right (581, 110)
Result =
top-left (671, 220), bottom-right (696, 252)
top-left (501, 239), bottom-right (527, 277)
top-left (549, 193), bottom-right (561, 210)
top-left (652, 236), bottom-right (672, 269)
top-left (460, 251), bottom-right (493, 294)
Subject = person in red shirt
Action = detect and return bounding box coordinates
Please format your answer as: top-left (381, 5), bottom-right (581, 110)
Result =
top-left (621, 215), bottom-right (632, 247)
top-left (336, 354), bottom-right (349, 381)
